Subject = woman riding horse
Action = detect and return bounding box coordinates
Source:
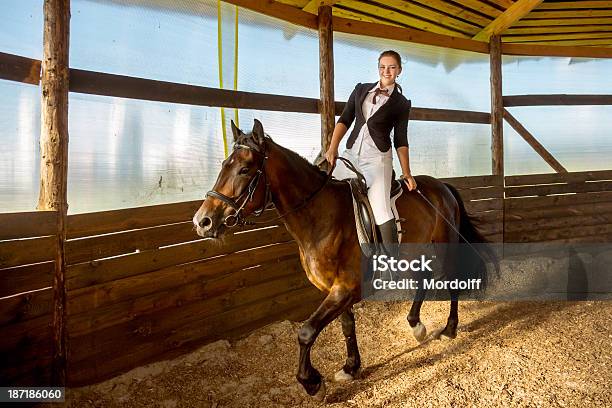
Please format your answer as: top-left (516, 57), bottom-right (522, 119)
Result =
top-left (326, 50), bottom-right (416, 250)
top-left (193, 117), bottom-right (494, 400)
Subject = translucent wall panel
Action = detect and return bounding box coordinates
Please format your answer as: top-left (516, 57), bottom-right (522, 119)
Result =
top-left (0, 1), bottom-right (43, 59)
top-left (504, 106), bottom-right (612, 175)
top-left (503, 56), bottom-right (612, 95)
top-left (68, 93), bottom-right (225, 214)
top-left (70, 0), bottom-right (220, 85)
top-left (0, 80), bottom-right (41, 212)
top-left (334, 32), bottom-right (490, 111)
top-left (234, 111), bottom-right (322, 162)
top-left (503, 56), bottom-right (612, 174)
top-left (216, 4), bottom-right (320, 158)
top-left (393, 122), bottom-right (491, 178)
top-left (236, 7), bottom-right (319, 98)
top-left (70, 0), bottom-right (320, 97)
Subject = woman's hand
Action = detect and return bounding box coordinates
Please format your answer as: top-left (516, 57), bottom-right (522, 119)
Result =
top-left (325, 147), bottom-right (338, 167)
top-left (402, 174), bottom-right (417, 191)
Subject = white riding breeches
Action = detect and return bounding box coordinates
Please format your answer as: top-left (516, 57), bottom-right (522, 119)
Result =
top-left (333, 148), bottom-right (394, 225)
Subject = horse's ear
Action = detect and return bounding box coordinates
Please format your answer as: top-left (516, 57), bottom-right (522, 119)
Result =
top-left (252, 119), bottom-right (265, 146)
top-left (231, 120), bottom-right (243, 142)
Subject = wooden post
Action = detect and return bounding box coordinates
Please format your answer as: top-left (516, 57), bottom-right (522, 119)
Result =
top-left (318, 5), bottom-right (334, 154)
top-left (490, 35), bottom-right (504, 176)
top-left (38, 0), bottom-right (70, 386)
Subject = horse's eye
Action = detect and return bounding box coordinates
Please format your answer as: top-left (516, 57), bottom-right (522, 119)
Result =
top-left (239, 167), bottom-right (250, 175)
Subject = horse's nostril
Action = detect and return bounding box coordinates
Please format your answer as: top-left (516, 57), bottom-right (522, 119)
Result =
top-left (199, 216), bottom-right (212, 230)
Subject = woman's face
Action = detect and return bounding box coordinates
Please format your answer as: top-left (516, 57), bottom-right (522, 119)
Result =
top-left (378, 55), bottom-right (402, 87)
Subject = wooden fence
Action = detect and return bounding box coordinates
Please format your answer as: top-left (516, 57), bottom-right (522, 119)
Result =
top-left (505, 170), bottom-right (612, 243)
top-left (63, 202), bottom-right (321, 385)
top-left (2, 170), bottom-right (612, 386)
top-left (0, 211), bottom-right (58, 386)
top-left (441, 175), bottom-right (504, 243)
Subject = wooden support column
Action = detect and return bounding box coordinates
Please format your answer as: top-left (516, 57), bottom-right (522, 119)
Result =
top-left (318, 5), bottom-right (335, 153)
top-left (38, 0), bottom-right (70, 386)
top-left (490, 35), bottom-right (504, 176)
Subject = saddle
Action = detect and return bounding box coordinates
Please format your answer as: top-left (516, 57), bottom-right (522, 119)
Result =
top-left (335, 157), bottom-right (405, 254)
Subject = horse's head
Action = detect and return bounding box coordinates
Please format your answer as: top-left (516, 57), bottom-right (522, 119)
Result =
top-left (193, 119), bottom-right (270, 239)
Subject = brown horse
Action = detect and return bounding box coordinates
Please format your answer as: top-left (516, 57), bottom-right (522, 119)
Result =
top-left (193, 119), bottom-right (494, 399)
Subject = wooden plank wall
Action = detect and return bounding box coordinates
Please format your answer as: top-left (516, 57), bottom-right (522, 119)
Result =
top-left (441, 175), bottom-right (504, 242)
top-left (505, 169), bottom-right (612, 243)
top-left (63, 201), bottom-right (322, 386)
top-left (0, 211), bottom-right (58, 386)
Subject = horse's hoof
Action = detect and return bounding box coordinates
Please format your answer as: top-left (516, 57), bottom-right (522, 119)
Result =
top-left (412, 322), bottom-right (427, 342)
top-left (313, 378), bottom-right (326, 401)
top-left (435, 327), bottom-right (456, 340)
top-left (334, 368), bottom-right (357, 382)
top-left (440, 331), bottom-right (456, 340)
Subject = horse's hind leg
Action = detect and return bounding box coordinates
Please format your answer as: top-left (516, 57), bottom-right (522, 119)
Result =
top-left (439, 289), bottom-right (459, 339)
top-left (407, 287), bottom-right (428, 342)
top-left (334, 309), bottom-right (361, 382)
top-left (296, 286), bottom-right (353, 399)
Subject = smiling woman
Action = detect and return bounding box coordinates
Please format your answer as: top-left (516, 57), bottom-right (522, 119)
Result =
top-left (333, 31), bottom-right (492, 178)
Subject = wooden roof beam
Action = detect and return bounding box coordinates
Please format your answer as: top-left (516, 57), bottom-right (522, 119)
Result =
top-left (472, 0), bottom-right (543, 41)
top-left (222, 0), bottom-right (317, 29)
top-left (538, 1), bottom-right (612, 9)
top-left (502, 42), bottom-right (612, 58)
top-left (221, 1), bottom-right (611, 57)
top-left (488, 0), bottom-right (516, 8)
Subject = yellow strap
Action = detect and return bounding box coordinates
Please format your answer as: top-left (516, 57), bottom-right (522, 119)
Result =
top-left (233, 6), bottom-right (239, 127)
top-left (217, 0), bottom-right (228, 158)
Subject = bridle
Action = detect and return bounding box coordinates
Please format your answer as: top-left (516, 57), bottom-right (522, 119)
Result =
top-left (206, 136), bottom-right (334, 228)
top-left (206, 137), bottom-right (334, 228)
top-left (205, 139), bottom-right (273, 228)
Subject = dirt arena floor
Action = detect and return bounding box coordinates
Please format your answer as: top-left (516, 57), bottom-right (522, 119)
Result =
top-left (60, 300), bottom-right (611, 408)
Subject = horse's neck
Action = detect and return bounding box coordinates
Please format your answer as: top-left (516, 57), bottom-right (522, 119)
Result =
top-left (265, 142), bottom-right (327, 224)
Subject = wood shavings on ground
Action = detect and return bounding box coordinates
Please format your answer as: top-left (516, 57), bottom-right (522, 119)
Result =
top-left (60, 300), bottom-right (611, 407)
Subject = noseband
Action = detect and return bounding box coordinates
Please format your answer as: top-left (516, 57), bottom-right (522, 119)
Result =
top-left (205, 141), bottom-right (272, 227)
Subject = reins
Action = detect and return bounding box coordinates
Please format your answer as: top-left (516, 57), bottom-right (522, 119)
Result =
top-left (415, 188), bottom-right (492, 266)
top-left (208, 143), bottom-right (492, 266)
top-left (245, 165), bottom-right (334, 226)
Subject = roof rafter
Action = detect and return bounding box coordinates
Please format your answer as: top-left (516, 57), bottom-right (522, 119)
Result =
top-left (537, 1), bottom-right (612, 10)
top-left (472, 0), bottom-right (543, 41)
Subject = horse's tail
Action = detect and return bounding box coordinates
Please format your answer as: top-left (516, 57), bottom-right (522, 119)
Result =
top-left (444, 183), bottom-right (499, 292)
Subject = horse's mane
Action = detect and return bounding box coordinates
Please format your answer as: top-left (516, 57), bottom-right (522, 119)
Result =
top-left (265, 135), bottom-right (328, 179)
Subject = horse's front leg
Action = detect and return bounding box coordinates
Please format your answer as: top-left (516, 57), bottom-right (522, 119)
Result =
top-left (297, 285), bottom-right (353, 399)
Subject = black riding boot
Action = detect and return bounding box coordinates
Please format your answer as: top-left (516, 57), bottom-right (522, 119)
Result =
top-left (377, 219), bottom-right (399, 259)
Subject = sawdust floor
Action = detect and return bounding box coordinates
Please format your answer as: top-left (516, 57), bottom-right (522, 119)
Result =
top-left (62, 300), bottom-right (611, 408)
